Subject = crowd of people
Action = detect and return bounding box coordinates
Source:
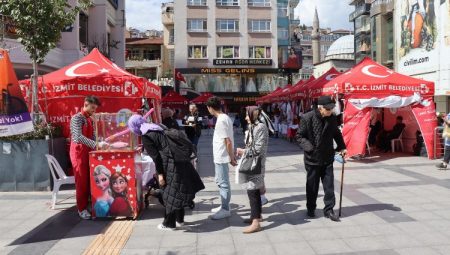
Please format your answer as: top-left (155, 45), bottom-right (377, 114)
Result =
top-left (74, 95), bottom-right (428, 234)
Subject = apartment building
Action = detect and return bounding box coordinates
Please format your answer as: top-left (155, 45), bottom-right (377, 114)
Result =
top-left (0, 0), bottom-right (126, 79)
top-left (161, 2), bottom-right (175, 79)
top-left (349, 0), bottom-right (372, 63)
top-left (174, 0), bottom-right (279, 110)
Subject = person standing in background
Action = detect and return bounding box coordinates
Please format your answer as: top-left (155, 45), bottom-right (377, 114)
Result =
top-left (184, 104), bottom-right (202, 147)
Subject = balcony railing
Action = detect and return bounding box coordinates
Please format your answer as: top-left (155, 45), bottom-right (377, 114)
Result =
top-left (168, 36), bottom-right (174, 45)
top-left (349, 3), bottom-right (371, 21)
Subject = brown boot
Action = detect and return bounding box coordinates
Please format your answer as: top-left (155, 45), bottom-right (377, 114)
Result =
top-left (243, 220), bottom-right (262, 234)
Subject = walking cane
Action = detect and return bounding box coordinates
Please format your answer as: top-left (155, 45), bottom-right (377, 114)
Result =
top-left (338, 156), bottom-right (346, 217)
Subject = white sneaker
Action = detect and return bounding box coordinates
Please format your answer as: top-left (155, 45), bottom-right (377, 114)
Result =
top-left (157, 223), bottom-right (175, 231)
top-left (211, 209), bottom-right (231, 220)
top-left (261, 196), bottom-right (269, 206)
top-left (176, 222), bottom-right (185, 227)
top-left (78, 210), bottom-right (91, 220)
top-left (211, 206), bottom-right (222, 213)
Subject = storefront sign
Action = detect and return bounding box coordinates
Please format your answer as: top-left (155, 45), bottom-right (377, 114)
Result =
top-left (200, 68), bottom-right (257, 74)
top-left (213, 59), bottom-right (273, 66)
top-left (233, 96), bottom-right (259, 102)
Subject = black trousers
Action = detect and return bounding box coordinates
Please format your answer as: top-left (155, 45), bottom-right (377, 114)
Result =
top-left (247, 189), bottom-right (262, 220)
top-left (444, 145), bottom-right (450, 164)
top-left (163, 208), bottom-right (185, 228)
top-left (305, 163), bottom-right (336, 213)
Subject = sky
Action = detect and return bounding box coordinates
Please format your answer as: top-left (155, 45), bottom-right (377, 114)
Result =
top-left (126, 0), bottom-right (353, 31)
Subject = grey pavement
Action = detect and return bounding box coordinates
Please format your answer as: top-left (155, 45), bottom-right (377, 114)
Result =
top-left (2, 130), bottom-right (450, 254)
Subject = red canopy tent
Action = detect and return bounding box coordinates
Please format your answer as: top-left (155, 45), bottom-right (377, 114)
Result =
top-left (162, 90), bottom-right (188, 106)
top-left (272, 84), bottom-right (293, 103)
top-left (20, 48), bottom-right (161, 138)
top-left (256, 87), bottom-right (282, 104)
top-left (191, 92), bottom-right (214, 104)
top-left (290, 76), bottom-right (316, 100)
top-left (306, 68), bottom-right (342, 99)
top-left (320, 58), bottom-right (435, 158)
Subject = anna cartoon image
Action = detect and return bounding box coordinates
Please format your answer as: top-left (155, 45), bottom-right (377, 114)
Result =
top-left (109, 172), bottom-right (133, 217)
top-left (93, 165), bottom-right (114, 217)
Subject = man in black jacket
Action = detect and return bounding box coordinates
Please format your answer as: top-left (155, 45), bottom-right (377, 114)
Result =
top-left (296, 96), bottom-right (347, 222)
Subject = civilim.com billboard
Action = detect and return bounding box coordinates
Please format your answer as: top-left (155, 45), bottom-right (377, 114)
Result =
top-left (396, 0), bottom-right (441, 75)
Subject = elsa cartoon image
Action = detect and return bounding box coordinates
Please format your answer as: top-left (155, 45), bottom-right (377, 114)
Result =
top-left (93, 165), bottom-right (114, 217)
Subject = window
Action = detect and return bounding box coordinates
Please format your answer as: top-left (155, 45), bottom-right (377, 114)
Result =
top-left (248, 20), bottom-right (271, 32)
top-left (188, 46), bottom-right (207, 59)
top-left (169, 28), bottom-right (174, 45)
top-left (277, 2), bottom-right (288, 16)
top-left (187, 19), bottom-right (207, 32)
top-left (248, 0), bottom-right (271, 7)
top-left (249, 46), bottom-right (271, 58)
top-left (217, 46), bottom-right (239, 58)
top-left (277, 27), bottom-right (289, 40)
top-left (169, 49), bottom-right (175, 67)
top-left (216, 0), bottom-right (239, 6)
top-left (187, 0), bottom-right (206, 6)
top-left (143, 50), bottom-right (160, 60)
top-left (216, 19), bottom-right (239, 32)
top-left (128, 49), bottom-right (140, 59)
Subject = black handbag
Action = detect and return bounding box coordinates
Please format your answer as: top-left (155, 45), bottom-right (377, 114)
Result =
top-left (239, 127), bottom-right (262, 175)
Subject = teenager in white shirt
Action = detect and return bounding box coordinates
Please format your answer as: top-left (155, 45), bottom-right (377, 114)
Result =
top-left (206, 97), bottom-right (237, 220)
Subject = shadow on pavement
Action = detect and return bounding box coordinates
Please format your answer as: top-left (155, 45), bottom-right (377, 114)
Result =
top-left (340, 203), bottom-right (402, 218)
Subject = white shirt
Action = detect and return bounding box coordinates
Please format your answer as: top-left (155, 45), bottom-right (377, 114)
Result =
top-left (213, 113), bottom-right (234, 164)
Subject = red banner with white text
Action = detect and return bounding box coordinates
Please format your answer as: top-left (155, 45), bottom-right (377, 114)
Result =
top-left (411, 99), bottom-right (437, 159)
top-left (342, 101), bottom-right (371, 158)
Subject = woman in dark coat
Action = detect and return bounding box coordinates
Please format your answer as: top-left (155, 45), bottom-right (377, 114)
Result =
top-left (128, 115), bottom-right (204, 230)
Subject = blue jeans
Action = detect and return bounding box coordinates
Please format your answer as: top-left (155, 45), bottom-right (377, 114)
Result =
top-left (190, 136), bottom-right (199, 146)
top-left (215, 163), bottom-right (231, 211)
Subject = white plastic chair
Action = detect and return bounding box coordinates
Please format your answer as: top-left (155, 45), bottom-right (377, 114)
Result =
top-left (45, 154), bottom-right (75, 209)
top-left (391, 131), bottom-right (404, 152)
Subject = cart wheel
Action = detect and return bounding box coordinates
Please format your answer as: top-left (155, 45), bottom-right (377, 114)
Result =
top-left (189, 201), bottom-right (195, 209)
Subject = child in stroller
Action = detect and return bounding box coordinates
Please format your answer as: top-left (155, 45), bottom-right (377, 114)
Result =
top-left (144, 173), bottom-right (196, 209)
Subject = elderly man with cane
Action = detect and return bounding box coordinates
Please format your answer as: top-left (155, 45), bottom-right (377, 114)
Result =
top-left (296, 96), bottom-right (347, 222)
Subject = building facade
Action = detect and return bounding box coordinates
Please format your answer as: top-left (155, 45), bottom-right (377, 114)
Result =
top-left (125, 37), bottom-right (162, 80)
top-left (0, 0), bottom-right (126, 79)
top-left (174, 0), bottom-right (279, 110)
top-left (161, 2), bottom-right (175, 80)
top-left (349, 0), bottom-right (372, 63)
top-left (370, 0), bottom-right (394, 68)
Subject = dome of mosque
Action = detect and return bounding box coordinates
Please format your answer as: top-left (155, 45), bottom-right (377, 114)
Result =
top-left (325, 35), bottom-right (355, 60)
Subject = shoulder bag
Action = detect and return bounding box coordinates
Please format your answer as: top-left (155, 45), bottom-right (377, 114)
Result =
top-left (238, 126), bottom-right (262, 175)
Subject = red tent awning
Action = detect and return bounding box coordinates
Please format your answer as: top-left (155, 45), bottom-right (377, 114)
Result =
top-left (306, 68), bottom-right (342, 98)
top-left (162, 90), bottom-right (188, 105)
top-left (272, 84), bottom-right (293, 102)
top-left (191, 92), bottom-right (224, 104)
top-left (20, 48), bottom-right (161, 100)
top-left (290, 76), bottom-right (316, 100)
top-left (322, 57), bottom-right (434, 98)
top-left (257, 87), bottom-right (282, 104)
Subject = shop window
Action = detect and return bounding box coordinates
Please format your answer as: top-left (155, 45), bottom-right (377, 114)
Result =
top-left (188, 46), bottom-right (208, 59)
top-left (249, 46), bottom-right (271, 58)
top-left (217, 46), bottom-right (239, 58)
top-left (216, 19), bottom-right (239, 33)
top-left (187, 19), bottom-right (207, 32)
top-left (248, 20), bottom-right (271, 33)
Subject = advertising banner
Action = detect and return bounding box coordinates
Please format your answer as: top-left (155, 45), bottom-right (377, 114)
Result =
top-left (396, 0), bottom-right (440, 75)
top-left (0, 49), bottom-right (33, 137)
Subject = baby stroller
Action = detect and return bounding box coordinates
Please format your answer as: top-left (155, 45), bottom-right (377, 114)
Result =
top-left (144, 174), bottom-right (196, 209)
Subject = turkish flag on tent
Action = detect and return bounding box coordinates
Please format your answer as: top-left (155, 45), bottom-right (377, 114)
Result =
top-left (306, 67), bottom-right (342, 98)
top-left (0, 49), bottom-right (33, 136)
top-left (321, 57), bottom-right (434, 98)
top-left (162, 90), bottom-right (188, 105)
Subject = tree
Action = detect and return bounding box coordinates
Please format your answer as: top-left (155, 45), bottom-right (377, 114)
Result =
top-left (0, 0), bottom-right (91, 123)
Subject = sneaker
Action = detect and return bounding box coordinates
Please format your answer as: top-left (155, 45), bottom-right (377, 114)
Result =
top-left (211, 208), bottom-right (231, 220)
top-left (211, 206), bottom-right (222, 213)
top-left (436, 163), bottom-right (447, 170)
top-left (78, 210), bottom-right (91, 220)
top-left (157, 223), bottom-right (175, 231)
top-left (261, 196), bottom-right (269, 206)
top-left (176, 221), bottom-right (185, 228)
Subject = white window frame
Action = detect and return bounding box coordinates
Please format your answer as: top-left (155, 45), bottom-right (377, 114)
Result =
top-left (187, 19), bottom-right (207, 32)
top-left (187, 0), bottom-right (207, 6)
top-left (216, 19), bottom-right (239, 33)
top-left (188, 45), bottom-right (208, 59)
top-left (216, 0), bottom-right (239, 6)
top-left (217, 46), bottom-right (240, 58)
top-left (248, 46), bottom-right (271, 59)
top-left (248, 0), bottom-right (271, 7)
top-left (248, 20), bottom-right (271, 33)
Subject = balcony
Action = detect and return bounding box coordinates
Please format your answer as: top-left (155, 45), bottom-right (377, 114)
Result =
top-left (370, 0), bottom-right (394, 17)
top-left (349, 3), bottom-right (371, 21)
top-left (162, 13), bottom-right (174, 25)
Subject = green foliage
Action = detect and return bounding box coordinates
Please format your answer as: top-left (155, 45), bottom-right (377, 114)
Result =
top-left (0, 0), bottom-right (91, 63)
top-left (0, 123), bottom-right (62, 142)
